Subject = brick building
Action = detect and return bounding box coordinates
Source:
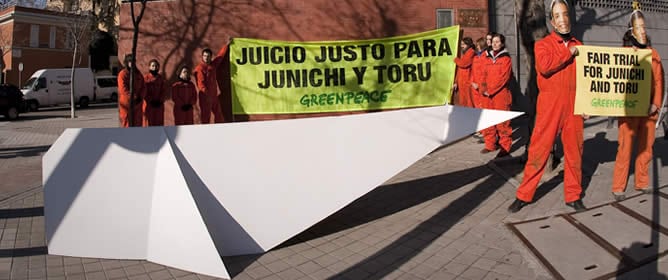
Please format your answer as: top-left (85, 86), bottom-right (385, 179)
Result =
top-left (118, 0), bottom-right (489, 121)
top-left (0, 5), bottom-right (90, 87)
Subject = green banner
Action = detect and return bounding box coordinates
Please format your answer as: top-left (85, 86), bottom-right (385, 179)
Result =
top-left (230, 26), bottom-right (459, 114)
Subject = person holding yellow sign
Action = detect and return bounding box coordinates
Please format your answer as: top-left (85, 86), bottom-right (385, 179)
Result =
top-left (611, 9), bottom-right (664, 201)
top-left (509, 0), bottom-right (585, 213)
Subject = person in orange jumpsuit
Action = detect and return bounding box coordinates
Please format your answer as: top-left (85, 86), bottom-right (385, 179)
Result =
top-left (117, 54), bottom-right (146, 127)
top-left (509, 0), bottom-right (585, 213)
top-left (470, 37), bottom-right (489, 110)
top-left (143, 59), bottom-right (168, 126)
top-left (480, 33), bottom-right (513, 157)
top-left (611, 10), bottom-right (664, 201)
top-left (453, 37), bottom-right (475, 107)
top-left (172, 66), bottom-right (197, 126)
top-left (193, 46), bottom-right (228, 124)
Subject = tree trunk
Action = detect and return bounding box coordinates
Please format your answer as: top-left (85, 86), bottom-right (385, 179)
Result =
top-left (129, 0), bottom-right (147, 127)
top-left (70, 40), bottom-right (78, 119)
top-left (515, 0), bottom-right (549, 151)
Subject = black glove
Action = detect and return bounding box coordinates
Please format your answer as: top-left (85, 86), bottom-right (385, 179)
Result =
top-left (181, 104), bottom-right (192, 111)
top-left (150, 100), bottom-right (162, 107)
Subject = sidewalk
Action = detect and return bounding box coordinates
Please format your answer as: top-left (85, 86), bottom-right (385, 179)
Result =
top-left (0, 109), bottom-right (666, 280)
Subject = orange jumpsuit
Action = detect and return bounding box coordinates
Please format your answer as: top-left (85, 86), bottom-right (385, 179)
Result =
top-left (454, 48), bottom-right (475, 107)
top-left (481, 49), bottom-right (513, 152)
top-left (193, 45), bottom-right (228, 124)
top-left (172, 80), bottom-right (197, 125)
top-left (118, 68), bottom-right (146, 127)
top-left (470, 51), bottom-right (489, 109)
top-left (143, 73), bottom-right (168, 126)
top-left (612, 48), bottom-right (664, 193)
top-left (516, 32), bottom-right (583, 203)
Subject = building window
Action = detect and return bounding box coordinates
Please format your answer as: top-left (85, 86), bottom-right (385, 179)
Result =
top-left (436, 9), bottom-right (453, 28)
top-left (30, 25), bottom-right (39, 47)
top-left (50, 26), bottom-right (56, 48)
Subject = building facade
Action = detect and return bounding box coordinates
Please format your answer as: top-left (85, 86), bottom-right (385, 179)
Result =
top-left (0, 5), bottom-right (90, 87)
top-left (118, 0), bottom-right (489, 121)
top-left (118, 0), bottom-right (489, 81)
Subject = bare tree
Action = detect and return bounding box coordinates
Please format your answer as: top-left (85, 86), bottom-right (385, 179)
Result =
top-left (514, 0), bottom-right (549, 159)
top-left (0, 30), bottom-right (13, 83)
top-left (64, 8), bottom-right (94, 118)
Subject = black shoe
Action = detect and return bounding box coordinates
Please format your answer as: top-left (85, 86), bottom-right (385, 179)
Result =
top-left (565, 199), bottom-right (586, 212)
top-left (508, 199), bottom-right (528, 213)
top-left (496, 149), bottom-right (510, 158)
top-left (480, 148), bottom-right (496, 154)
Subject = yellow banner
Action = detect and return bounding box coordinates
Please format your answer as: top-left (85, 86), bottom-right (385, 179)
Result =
top-left (230, 27), bottom-right (459, 114)
top-left (574, 45), bottom-right (652, 116)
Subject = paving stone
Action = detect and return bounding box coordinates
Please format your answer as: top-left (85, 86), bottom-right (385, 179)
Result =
top-left (123, 265), bottom-right (146, 277)
top-left (263, 260), bottom-right (291, 274)
top-left (274, 267), bottom-right (306, 280)
top-left (440, 261), bottom-right (468, 276)
top-left (245, 265), bottom-right (272, 279)
top-left (460, 266), bottom-right (488, 280)
top-left (64, 264), bottom-right (84, 276)
top-left (147, 270), bottom-right (171, 280)
top-left (104, 268), bottom-right (127, 280)
top-left (86, 271), bottom-right (107, 280)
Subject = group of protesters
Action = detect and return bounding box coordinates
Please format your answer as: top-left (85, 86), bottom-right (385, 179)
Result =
top-left (117, 46), bottom-right (228, 127)
top-left (453, 0), bottom-right (664, 213)
top-left (453, 31), bottom-right (513, 159)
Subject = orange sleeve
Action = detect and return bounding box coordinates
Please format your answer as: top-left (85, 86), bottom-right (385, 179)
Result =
top-left (212, 44), bottom-right (229, 68)
top-left (118, 71), bottom-right (130, 109)
top-left (192, 65), bottom-right (206, 94)
top-left (651, 49), bottom-right (664, 109)
top-left (486, 56), bottom-right (512, 96)
top-left (535, 38), bottom-right (574, 77)
top-left (454, 48), bottom-right (474, 69)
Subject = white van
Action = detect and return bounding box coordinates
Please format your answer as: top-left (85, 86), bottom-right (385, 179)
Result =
top-left (21, 68), bottom-right (95, 111)
top-left (94, 75), bottom-right (118, 102)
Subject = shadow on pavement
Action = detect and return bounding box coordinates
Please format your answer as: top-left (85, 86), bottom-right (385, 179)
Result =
top-left (0, 207), bottom-right (44, 219)
top-left (0, 145), bottom-right (51, 159)
top-left (0, 247), bottom-right (48, 258)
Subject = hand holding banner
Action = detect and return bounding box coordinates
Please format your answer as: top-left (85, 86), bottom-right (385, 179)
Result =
top-left (230, 26), bottom-right (459, 114)
top-left (574, 45), bottom-right (652, 117)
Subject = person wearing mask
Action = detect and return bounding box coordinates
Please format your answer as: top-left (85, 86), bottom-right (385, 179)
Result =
top-left (611, 9), bottom-right (664, 201)
top-left (509, 0), bottom-right (586, 213)
top-left (480, 33), bottom-right (513, 158)
top-left (143, 59), bottom-right (168, 126)
top-left (172, 66), bottom-right (198, 125)
top-left (453, 37), bottom-right (476, 107)
top-left (117, 54), bottom-right (146, 127)
top-left (193, 45), bottom-right (228, 124)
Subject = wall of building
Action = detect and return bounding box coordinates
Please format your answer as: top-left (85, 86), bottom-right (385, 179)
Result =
top-left (118, 0), bottom-right (489, 121)
top-left (0, 6), bottom-right (91, 86)
top-left (119, 0), bottom-right (488, 81)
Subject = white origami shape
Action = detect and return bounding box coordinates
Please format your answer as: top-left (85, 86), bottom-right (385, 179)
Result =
top-left (43, 105), bottom-right (522, 279)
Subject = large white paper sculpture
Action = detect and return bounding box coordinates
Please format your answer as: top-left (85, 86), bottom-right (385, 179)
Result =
top-left (43, 105), bottom-right (522, 279)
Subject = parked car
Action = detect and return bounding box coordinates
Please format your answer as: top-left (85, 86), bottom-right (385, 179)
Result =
top-left (21, 68), bottom-right (95, 111)
top-left (0, 84), bottom-right (27, 120)
top-left (94, 75), bottom-right (118, 102)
